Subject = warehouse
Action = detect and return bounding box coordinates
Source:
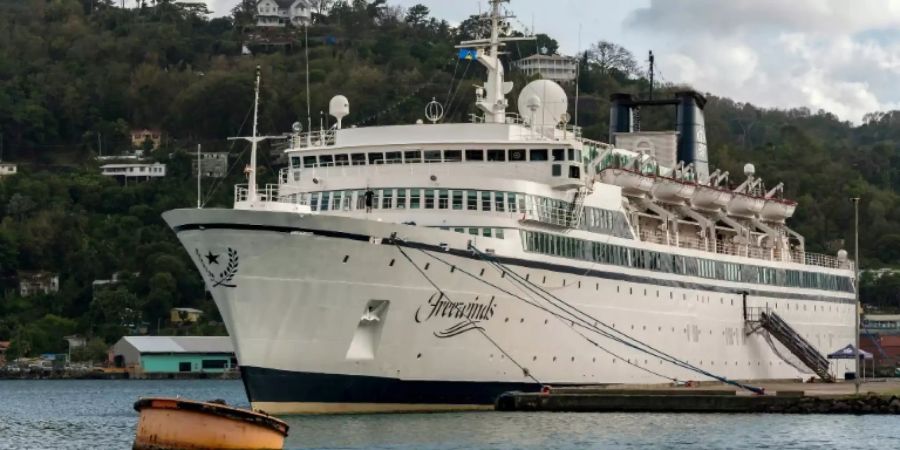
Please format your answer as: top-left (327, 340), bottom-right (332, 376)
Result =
top-left (111, 336), bottom-right (235, 375)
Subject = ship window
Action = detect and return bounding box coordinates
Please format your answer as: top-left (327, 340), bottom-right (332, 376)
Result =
top-left (467, 191), bottom-right (478, 210)
top-left (569, 166), bottom-right (580, 179)
top-left (575, 149), bottom-right (582, 162)
top-left (351, 153), bottom-right (366, 165)
top-left (303, 156), bottom-right (317, 167)
top-left (385, 151), bottom-right (402, 164)
top-left (468, 228), bottom-right (479, 235)
top-left (509, 149), bottom-right (526, 161)
top-left (481, 191), bottom-right (492, 211)
top-left (425, 189), bottom-right (435, 208)
top-left (310, 193), bottom-right (319, 211)
top-left (404, 150), bottom-right (422, 163)
top-left (444, 150), bottom-right (462, 162)
top-left (371, 190), bottom-right (380, 209)
top-left (454, 227), bottom-right (464, 233)
top-left (530, 149), bottom-right (548, 161)
top-left (567, 148), bottom-right (575, 161)
top-left (552, 149), bottom-right (565, 161)
top-left (507, 193), bottom-right (517, 212)
top-left (487, 149), bottom-right (506, 161)
top-left (368, 152), bottom-right (384, 164)
top-left (334, 154), bottom-right (349, 166)
top-left (496, 228), bottom-right (505, 239)
top-left (290, 156), bottom-right (301, 169)
top-left (552, 164), bottom-right (562, 176)
top-left (342, 191), bottom-right (352, 210)
top-left (331, 192), bottom-right (342, 210)
top-left (495, 192), bottom-right (505, 212)
top-left (465, 149), bottom-right (484, 161)
top-left (355, 190), bottom-right (365, 209)
top-left (319, 154), bottom-right (333, 166)
top-left (483, 228), bottom-right (493, 238)
top-left (424, 150), bottom-right (442, 162)
top-left (438, 189), bottom-right (449, 209)
top-left (410, 189), bottom-right (421, 209)
top-left (452, 190), bottom-right (463, 210)
top-left (382, 189), bottom-right (393, 208)
top-left (396, 189), bottom-right (407, 209)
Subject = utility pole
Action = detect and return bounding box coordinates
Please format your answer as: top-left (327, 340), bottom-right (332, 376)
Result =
top-left (648, 50), bottom-right (655, 100)
top-left (852, 197), bottom-right (861, 394)
top-left (196, 144), bottom-right (202, 209)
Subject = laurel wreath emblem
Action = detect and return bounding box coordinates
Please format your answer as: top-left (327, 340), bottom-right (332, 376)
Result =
top-left (196, 247), bottom-right (239, 288)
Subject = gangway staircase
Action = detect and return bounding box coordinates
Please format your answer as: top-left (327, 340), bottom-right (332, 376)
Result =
top-left (745, 306), bottom-right (833, 382)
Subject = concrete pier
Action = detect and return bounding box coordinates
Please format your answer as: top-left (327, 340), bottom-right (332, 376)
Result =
top-left (496, 380), bottom-right (900, 414)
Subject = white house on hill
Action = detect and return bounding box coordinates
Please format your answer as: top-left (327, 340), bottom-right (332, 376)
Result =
top-left (256, 0), bottom-right (311, 27)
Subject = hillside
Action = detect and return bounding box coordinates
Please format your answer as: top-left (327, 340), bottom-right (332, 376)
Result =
top-left (1, 0), bottom-right (899, 358)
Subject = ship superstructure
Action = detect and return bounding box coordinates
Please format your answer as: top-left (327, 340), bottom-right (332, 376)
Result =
top-left (164, 0), bottom-right (856, 413)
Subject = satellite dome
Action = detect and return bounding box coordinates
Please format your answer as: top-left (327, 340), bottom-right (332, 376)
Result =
top-left (329, 95), bottom-right (350, 128)
top-left (837, 249), bottom-right (848, 261)
top-left (517, 80), bottom-right (568, 129)
top-left (743, 163), bottom-right (756, 177)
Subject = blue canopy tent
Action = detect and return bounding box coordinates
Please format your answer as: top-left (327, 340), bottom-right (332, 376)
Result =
top-left (828, 344), bottom-right (874, 380)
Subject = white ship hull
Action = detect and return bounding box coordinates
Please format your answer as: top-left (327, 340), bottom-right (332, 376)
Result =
top-left (164, 208), bottom-right (857, 414)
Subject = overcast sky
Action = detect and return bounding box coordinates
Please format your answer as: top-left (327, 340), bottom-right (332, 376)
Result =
top-left (199, 0), bottom-right (900, 123)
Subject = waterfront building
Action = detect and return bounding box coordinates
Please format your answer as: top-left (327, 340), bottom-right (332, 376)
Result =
top-left (256, 0), bottom-right (311, 27)
top-left (111, 336), bottom-right (235, 374)
top-left (17, 271), bottom-right (59, 297)
top-left (512, 53), bottom-right (578, 83)
top-left (100, 163), bottom-right (166, 180)
top-left (863, 314), bottom-right (900, 334)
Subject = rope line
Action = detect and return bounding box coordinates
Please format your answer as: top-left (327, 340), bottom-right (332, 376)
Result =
top-left (411, 246), bottom-right (676, 382)
top-left (467, 244), bottom-right (765, 394)
top-left (393, 243), bottom-right (541, 384)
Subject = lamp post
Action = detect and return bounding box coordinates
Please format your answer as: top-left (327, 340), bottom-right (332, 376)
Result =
top-left (852, 197), bottom-right (860, 394)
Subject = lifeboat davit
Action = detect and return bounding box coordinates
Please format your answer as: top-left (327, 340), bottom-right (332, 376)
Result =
top-left (651, 177), bottom-right (696, 204)
top-left (133, 397), bottom-right (289, 450)
top-left (599, 168), bottom-right (654, 197)
top-left (690, 185), bottom-right (734, 212)
top-left (760, 198), bottom-right (797, 223)
top-left (726, 193), bottom-right (765, 218)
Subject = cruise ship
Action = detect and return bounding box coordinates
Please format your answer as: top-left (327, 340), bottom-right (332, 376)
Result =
top-left (164, 0), bottom-right (857, 414)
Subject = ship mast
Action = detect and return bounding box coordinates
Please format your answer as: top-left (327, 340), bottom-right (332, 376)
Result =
top-left (458, 0), bottom-right (532, 123)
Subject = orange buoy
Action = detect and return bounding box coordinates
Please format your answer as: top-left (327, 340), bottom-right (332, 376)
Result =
top-left (133, 397), bottom-right (289, 450)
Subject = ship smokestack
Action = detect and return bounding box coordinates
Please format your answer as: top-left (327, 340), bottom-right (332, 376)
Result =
top-left (675, 90), bottom-right (709, 183)
top-left (609, 93), bottom-right (634, 140)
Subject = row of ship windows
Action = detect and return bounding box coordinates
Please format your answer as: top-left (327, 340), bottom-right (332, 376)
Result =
top-left (307, 189), bottom-right (523, 212)
top-left (291, 148), bottom-right (584, 168)
top-left (437, 227), bottom-right (506, 239)
top-left (300, 189), bottom-right (630, 239)
top-left (520, 230), bottom-right (854, 293)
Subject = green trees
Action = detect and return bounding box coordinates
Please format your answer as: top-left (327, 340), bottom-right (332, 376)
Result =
top-left (5, 0), bottom-right (900, 360)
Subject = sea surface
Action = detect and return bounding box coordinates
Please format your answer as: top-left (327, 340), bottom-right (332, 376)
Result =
top-left (0, 379), bottom-right (897, 449)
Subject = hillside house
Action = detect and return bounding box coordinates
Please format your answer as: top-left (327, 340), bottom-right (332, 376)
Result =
top-left (256, 0), bottom-right (311, 27)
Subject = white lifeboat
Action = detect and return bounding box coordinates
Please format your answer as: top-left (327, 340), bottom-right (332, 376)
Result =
top-left (726, 193), bottom-right (765, 218)
top-left (651, 177), bottom-right (696, 205)
top-left (599, 168), bottom-right (654, 198)
top-left (760, 198), bottom-right (797, 223)
top-left (690, 185), bottom-right (733, 212)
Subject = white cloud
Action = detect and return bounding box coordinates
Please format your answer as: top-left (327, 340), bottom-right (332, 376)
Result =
top-left (627, 0), bottom-right (900, 123)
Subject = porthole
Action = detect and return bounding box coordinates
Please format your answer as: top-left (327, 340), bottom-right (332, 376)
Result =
top-left (388, 259), bottom-right (395, 266)
top-left (424, 262), bottom-right (430, 270)
top-left (479, 268), bottom-right (485, 276)
top-left (342, 255), bottom-right (349, 263)
top-left (416, 353), bottom-right (422, 359)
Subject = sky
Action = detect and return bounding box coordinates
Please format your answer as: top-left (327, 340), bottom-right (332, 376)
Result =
top-left (199, 0), bottom-right (900, 123)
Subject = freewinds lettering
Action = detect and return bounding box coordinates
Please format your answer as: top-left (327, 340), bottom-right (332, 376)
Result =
top-left (414, 293), bottom-right (498, 339)
top-left (414, 293), bottom-right (496, 323)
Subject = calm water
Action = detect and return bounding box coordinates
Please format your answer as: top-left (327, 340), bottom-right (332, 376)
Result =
top-left (0, 380), bottom-right (897, 450)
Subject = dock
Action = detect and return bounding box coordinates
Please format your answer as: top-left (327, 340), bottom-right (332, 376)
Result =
top-left (496, 380), bottom-right (900, 414)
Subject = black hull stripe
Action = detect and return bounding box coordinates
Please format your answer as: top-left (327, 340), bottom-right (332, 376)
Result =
top-left (173, 223), bottom-right (854, 304)
top-left (240, 366), bottom-right (540, 405)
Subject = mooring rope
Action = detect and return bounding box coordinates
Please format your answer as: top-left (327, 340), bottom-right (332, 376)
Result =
top-left (393, 243), bottom-right (542, 385)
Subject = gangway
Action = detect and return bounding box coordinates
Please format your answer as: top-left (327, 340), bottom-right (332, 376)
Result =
top-left (745, 306), bottom-right (833, 382)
